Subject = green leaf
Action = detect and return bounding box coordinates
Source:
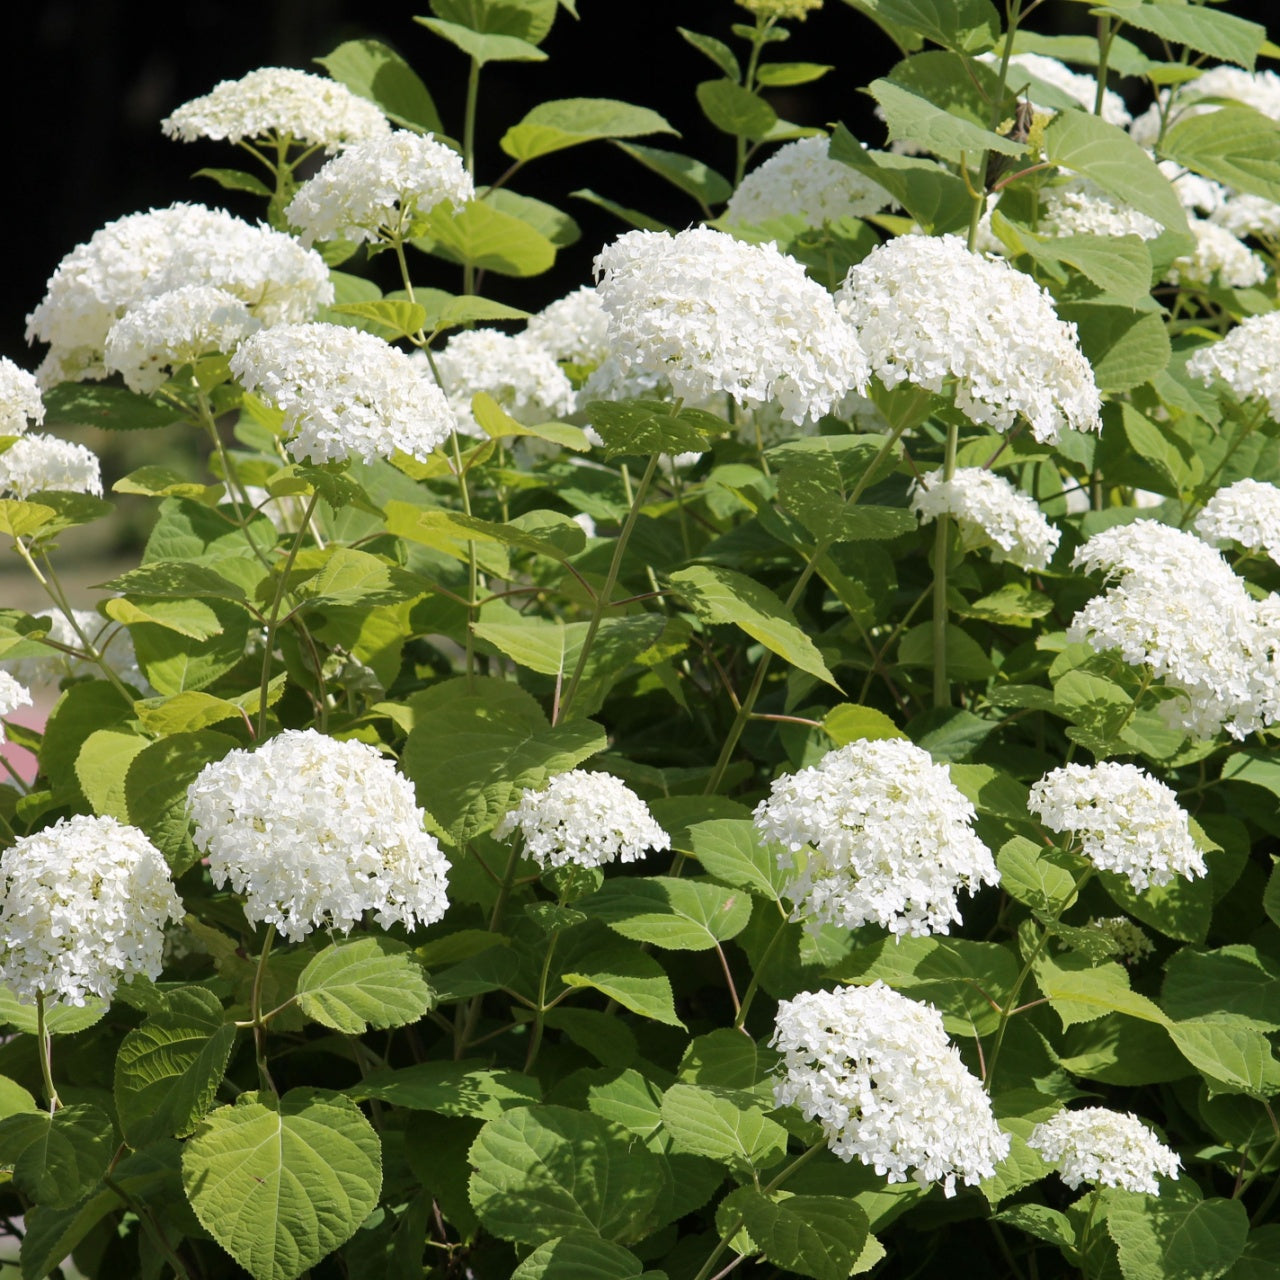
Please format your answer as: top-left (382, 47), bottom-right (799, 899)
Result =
top-left (512, 1233), bottom-right (650, 1280)
top-left (327, 299), bottom-right (427, 340)
top-left (295, 546), bottom-right (426, 608)
top-left (348, 1061), bottom-right (541, 1119)
top-left (614, 142), bottom-right (733, 208)
top-left (430, 291), bottom-right (532, 331)
top-left (562, 941), bottom-right (684, 1027)
top-left (678, 28), bottom-right (741, 80)
top-left (717, 1187), bottom-right (870, 1280)
top-left (678, 1029), bottom-right (780, 1101)
top-left (584, 398), bottom-right (714, 459)
top-left (99, 560), bottom-right (249, 600)
top-left (997, 837), bottom-right (1079, 915)
top-left (401, 677), bottom-right (606, 843)
top-left (41, 382), bottom-right (184, 432)
top-left (500, 97), bottom-right (675, 161)
top-left (474, 615), bottom-right (660, 683)
top-left (581, 876), bottom-right (753, 950)
top-left (0, 499), bottom-right (55, 538)
top-left (316, 39), bottom-right (443, 133)
top-left (757, 62), bottom-right (832, 88)
top-left (417, 199), bottom-right (556, 277)
top-left (1060, 301), bottom-right (1171, 393)
top-left (1167, 1015), bottom-right (1280, 1099)
top-left (774, 438), bottom-right (913, 543)
top-left (1161, 107), bottom-right (1280, 206)
top-left (114, 465), bottom-right (225, 502)
top-left (75, 726), bottom-right (146, 820)
top-left (570, 188), bottom-right (672, 233)
top-left (1163, 947), bottom-right (1280, 1030)
top-left (182, 1089), bottom-right (382, 1280)
top-left (194, 167), bottom-right (274, 197)
top-left (0, 985), bottom-right (107, 1036)
top-left (469, 1105), bottom-right (667, 1245)
top-left (869, 76), bottom-right (1021, 166)
top-left (0, 1076), bottom-right (36, 1121)
top-left (431, 0), bottom-right (558, 42)
top-left (697, 79), bottom-right (777, 140)
top-left (1045, 109), bottom-right (1190, 238)
top-left (1105, 1188), bottom-right (1248, 1280)
top-left (0, 1104), bottom-right (113, 1208)
top-left (669, 564), bottom-right (838, 688)
top-left (660, 1083), bottom-right (787, 1174)
top-left (295, 937), bottom-right (433, 1034)
top-left (685, 818), bottom-right (788, 902)
top-left (823, 703), bottom-right (906, 745)
top-left (130, 599), bottom-right (251, 695)
top-left (841, 0), bottom-right (999, 54)
top-left (1032, 950), bottom-right (1169, 1030)
top-left (1266, 862), bottom-right (1280, 931)
top-left (1098, 4), bottom-right (1263, 70)
top-left (114, 986), bottom-right (237, 1148)
top-left (416, 17), bottom-right (547, 64)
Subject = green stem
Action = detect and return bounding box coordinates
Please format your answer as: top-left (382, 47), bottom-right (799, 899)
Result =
top-left (733, 913), bottom-right (789, 1030)
top-left (968, 0), bottom-right (1023, 248)
top-left (251, 925), bottom-right (277, 1095)
top-left (463, 57), bottom-right (481, 294)
top-left (735, 17), bottom-right (775, 188)
top-left (558, 451), bottom-right (661, 722)
top-left (523, 929), bottom-right (561, 1072)
top-left (1079, 1186), bottom-right (1103, 1280)
top-left (450, 430), bottom-right (480, 687)
top-left (35, 992), bottom-right (61, 1113)
top-left (1094, 17), bottom-right (1115, 116)
top-left (1179, 402), bottom-right (1266, 528)
top-left (931, 417), bottom-right (960, 708)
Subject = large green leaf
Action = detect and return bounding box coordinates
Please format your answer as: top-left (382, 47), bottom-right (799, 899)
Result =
top-left (182, 1090), bottom-right (382, 1280)
top-left (678, 1029), bottom-right (780, 1102)
top-left (1098, 3), bottom-right (1263, 70)
top-left (660, 1084), bottom-right (787, 1174)
top-left (501, 98), bottom-right (675, 161)
top-left (430, 0), bottom-right (558, 43)
top-left (684, 818), bottom-right (788, 902)
top-left (1060, 301), bottom-right (1171, 393)
top-left (668, 564), bottom-right (838, 688)
top-left (841, 0), bottom-right (999, 53)
top-left (114, 986), bottom-right (237, 1148)
top-left (473, 615), bottom-right (663, 683)
top-left (0, 985), bottom-right (107, 1036)
top-left (315, 39), bottom-right (443, 133)
top-left (295, 937), bottom-right (433, 1034)
top-left (511, 1234), bottom-right (652, 1280)
top-left (584, 398), bottom-right (718, 460)
top-left (416, 17), bottom-right (547, 64)
top-left (696, 79), bottom-right (777, 140)
top-left (716, 1188), bottom-right (870, 1280)
top-left (614, 142), bottom-right (733, 208)
top-left (774, 437), bottom-right (914, 544)
top-left (991, 214), bottom-right (1153, 307)
top-left (581, 876), bottom-right (753, 950)
top-left (1031, 949), bottom-right (1169, 1030)
top-left (129, 599), bottom-right (251, 695)
top-left (1161, 107), bottom-right (1280, 206)
top-left (997, 837), bottom-right (1079, 916)
top-left (469, 1105), bottom-right (667, 1245)
top-left (0, 1104), bottom-right (113, 1208)
top-left (1163, 947), bottom-right (1280, 1030)
top-left (1105, 1187), bottom-right (1248, 1280)
top-left (41, 382), bottom-right (184, 432)
top-left (348, 1061), bottom-right (541, 1118)
top-left (1167, 1015), bottom-right (1280, 1099)
top-left (416, 199), bottom-right (557, 277)
top-left (869, 76), bottom-right (1022, 166)
top-left (561, 941), bottom-right (684, 1026)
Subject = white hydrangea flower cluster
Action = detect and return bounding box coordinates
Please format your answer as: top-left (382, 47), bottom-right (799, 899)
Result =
top-left (753, 738), bottom-right (998, 937)
top-left (186, 728), bottom-right (450, 942)
top-left (1166, 219), bottom-right (1265, 289)
top-left (1195, 478), bottom-right (1280, 563)
top-left (837, 234), bottom-right (1101, 443)
top-left (26, 203), bottom-right (332, 386)
top-left (161, 67), bottom-right (390, 152)
top-left (228, 322), bottom-right (456, 464)
top-left (1086, 916), bottom-right (1155, 963)
top-left (0, 358), bottom-right (44, 435)
top-left (1038, 178), bottom-right (1161, 241)
top-left (1187, 311), bottom-right (1280, 417)
top-left (1000, 52), bottom-right (1131, 127)
top-left (1212, 192), bottom-right (1280, 242)
top-left (0, 672), bottom-right (32, 744)
top-left (0, 435), bottom-right (102, 498)
top-left (1158, 161), bottom-right (1226, 217)
top-left (103, 285), bottom-right (260, 393)
top-left (1069, 520), bottom-right (1280, 739)
top-left (0, 608), bottom-right (151, 694)
top-left (593, 227), bottom-right (868, 426)
top-left (725, 135), bottom-right (893, 226)
top-left (771, 983), bottom-right (1011, 1196)
top-left (0, 815), bottom-right (183, 1006)
top-left (911, 467), bottom-right (1060, 570)
top-left (494, 769), bottom-right (669, 870)
top-left (434, 328), bottom-right (577, 433)
top-left (285, 131), bottom-right (474, 246)
top-left (1028, 1107), bottom-right (1180, 1193)
top-left (524, 285), bottom-right (612, 367)
top-left (1028, 762), bottom-right (1206, 892)
top-left (1131, 66), bottom-right (1280, 147)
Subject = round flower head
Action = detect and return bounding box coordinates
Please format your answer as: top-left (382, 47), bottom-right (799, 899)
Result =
top-left (1212, 191), bottom-right (1280, 242)
top-left (434, 328), bottom-right (576, 434)
top-left (0, 815), bottom-right (183, 1006)
top-left (26, 203), bottom-right (332, 386)
top-left (0, 434), bottom-right (102, 498)
top-left (1028, 1107), bottom-right (1180, 1193)
top-left (0, 358), bottom-right (44, 435)
top-left (838, 234), bottom-right (1101, 442)
top-left (1131, 66), bottom-right (1280, 148)
top-left (186, 728), bottom-right (450, 942)
top-left (285, 130), bottom-right (474, 246)
top-left (104, 286), bottom-right (260, 393)
top-left (753, 738), bottom-right (998, 937)
top-left (771, 983), bottom-right (1010, 1196)
top-left (1187, 311), bottom-right (1280, 418)
top-left (524, 286), bottom-right (612, 368)
top-left (911, 467), bottom-right (1060, 570)
top-left (1196, 478), bottom-right (1280, 564)
top-left (1165, 219), bottom-right (1265, 289)
top-left (161, 67), bottom-right (390, 153)
top-left (0, 608), bottom-right (150, 694)
top-left (1038, 178), bottom-right (1162, 242)
top-left (593, 226), bottom-right (868, 426)
top-left (229, 322), bottom-right (456, 463)
top-left (1159, 160), bottom-right (1227, 217)
top-left (725, 135), bottom-right (893, 227)
top-left (1028, 762), bottom-right (1206, 892)
top-left (1069, 520), bottom-right (1280, 739)
top-left (494, 770), bottom-right (670, 870)
top-left (0, 671), bottom-right (32, 744)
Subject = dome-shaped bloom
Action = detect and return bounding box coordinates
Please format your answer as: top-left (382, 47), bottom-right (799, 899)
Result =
top-left (228, 322), bottom-right (456, 463)
top-left (26, 204), bottom-right (332, 386)
top-left (1159, 160), bottom-right (1227, 217)
top-left (434, 328), bottom-right (576, 433)
top-left (285, 131), bottom-right (474, 246)
top-left (725, 135), bottom-right (893, 226)
top-left (997, 52), bottom-right (1131, 127)
top-left (0, 608), bottom-right (151, 694)
top-left (1195, 478), bottom-right (1280, 563)
top-left (1028, 1107), bottom-right (1180, 1193)
top-left (838, 234), bottom-right (1101, 442)
top-left (753, 738), bottom-right (998, 937)
top-left (0, 358), bottom-right (44, 435)
top-left (524, 286), bottom-right (612, 367)
top-left (0, 672), bottom-right (32, 744)
top-left (772, 983), bottom-right (1010, 1196)
top-left (1187, 311), bottom-right (1280, 417)
top-left (1038, 178), bottom-right (1162, 241)
top-left (186, 728), bottom-right (449, 942)
top-left (494, 770), bottom-right (670, 870)
top-left (103, 286), bottom-right (260, 393)
top-left (1212, 192), bottom-right (1280, 242)
top-left (1028, 762), bottom-right (1206, 892)
top-left (1165, 218), bottom-right (1265, 289)
top-left (593, 227), bottom-right (868, 426)
top-left (0, 434), bottom-right (102, 498)
top-left (161, 66), bottom-right (390, 153)
top-left (1132, 66), bottom-right (1280, 148)
top-left (1069, 520), bottom-right (1280, 739)
top-left (0, 815), bottom-right (183, 1006)
top-left (911, 467), bottom-right (1060, 570)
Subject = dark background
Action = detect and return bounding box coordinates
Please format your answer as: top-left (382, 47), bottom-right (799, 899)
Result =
top-left (5, 0), bottom-right (1276, 366)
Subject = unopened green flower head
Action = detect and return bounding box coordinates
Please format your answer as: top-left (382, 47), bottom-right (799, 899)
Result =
top-left (737, 0), bottom-right (822, 19)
